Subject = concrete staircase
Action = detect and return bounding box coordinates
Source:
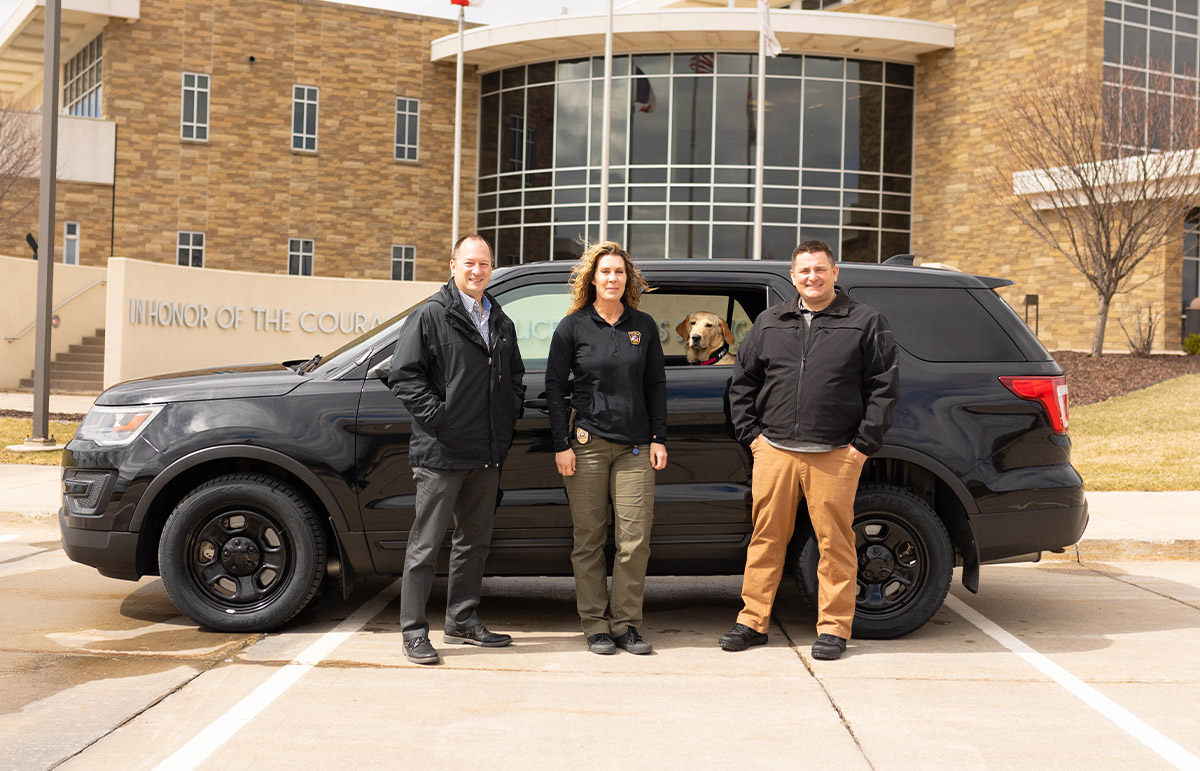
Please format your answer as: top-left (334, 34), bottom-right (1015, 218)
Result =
top-left (19, 329), bottom-right (105, 393)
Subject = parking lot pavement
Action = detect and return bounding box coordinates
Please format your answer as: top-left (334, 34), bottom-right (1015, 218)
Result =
top-left (3, 514), bottom-right (1199, 771)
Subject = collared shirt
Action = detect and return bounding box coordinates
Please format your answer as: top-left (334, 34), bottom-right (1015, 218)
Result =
top-left (457, 288), bottom-right (492, 345)
top-left (762, 304), bottom-right (841, 454)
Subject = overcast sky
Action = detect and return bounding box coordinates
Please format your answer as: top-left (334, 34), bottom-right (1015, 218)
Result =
top-left (0, 1), bottom-right (633, 30)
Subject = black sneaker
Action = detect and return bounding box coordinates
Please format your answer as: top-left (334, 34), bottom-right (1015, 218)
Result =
top-left (810, 633), bottom-right (848, 660)
top-left (404, 636), bottom-right (441, 665)
top-left (587, 633), bottom-right (617, 655)
top-left (613, 626), bottom-right (652, 655)
top-left (443, 623), bottom-right (513, 648)
top-left (718, 623), bottom-right (768, 652)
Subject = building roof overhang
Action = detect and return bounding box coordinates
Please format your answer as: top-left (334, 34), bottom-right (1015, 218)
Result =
top-left (430, 8), bottom-right (955, 73)
top-left (0, 0), bottom-right (139, 98)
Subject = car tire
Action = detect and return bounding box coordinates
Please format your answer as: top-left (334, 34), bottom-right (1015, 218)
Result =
top-left (790, 483), bottom-right (953, 640)
top-left (159, 473), bottom-right (327, 632)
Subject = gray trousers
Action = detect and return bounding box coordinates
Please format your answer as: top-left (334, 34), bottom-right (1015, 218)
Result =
top-left (563, 434), bottom-right (655, 638)
top-left (400, 466), bottom-right (501, 641)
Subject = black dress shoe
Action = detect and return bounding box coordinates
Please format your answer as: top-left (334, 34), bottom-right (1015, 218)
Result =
top-left (443, 623), bottom-right (513, 647)
top-left (613, 626), bottom-right (652, 655)
top-left (811, 633), bottom-right (848, 660)
top-left (587, 633), bottom-right (617, 655)
top-left (718, 623), bottom-right (768, 652)
top-left (404, 636), bottom-right (441, 664)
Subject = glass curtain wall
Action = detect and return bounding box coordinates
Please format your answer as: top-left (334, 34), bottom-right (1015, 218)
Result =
top-left (476, 53), bottom-right (915, 265)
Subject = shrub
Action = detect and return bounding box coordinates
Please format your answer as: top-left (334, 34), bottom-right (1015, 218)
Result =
top-left (1185, 334), bottom-right (1200, 355)
top-left (1118, 305), bottom-right (1160, 357)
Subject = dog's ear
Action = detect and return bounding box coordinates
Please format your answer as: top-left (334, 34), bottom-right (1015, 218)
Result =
top-left (720, 318), bottom-right (734, 345)
top-left (675, 315), bottom-right (692, 340)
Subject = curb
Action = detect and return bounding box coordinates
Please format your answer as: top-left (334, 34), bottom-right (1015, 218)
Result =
top-left (1042, 540), bottom-right (1200, 562)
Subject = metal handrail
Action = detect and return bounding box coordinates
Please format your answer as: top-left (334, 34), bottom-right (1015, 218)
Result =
top-left (4, 278), bottom-right (107, 342)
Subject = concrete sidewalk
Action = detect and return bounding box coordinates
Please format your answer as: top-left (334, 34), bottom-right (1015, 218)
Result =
top-left (0, 391), bottom-right (97, 416)
top-left (0, 462), bottom-right (1194, 560)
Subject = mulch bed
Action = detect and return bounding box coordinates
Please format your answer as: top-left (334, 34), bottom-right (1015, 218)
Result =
top-left (1052, 350), bottom-right (1200, 406)
top-left (0, 409), bottom-right (86, 422)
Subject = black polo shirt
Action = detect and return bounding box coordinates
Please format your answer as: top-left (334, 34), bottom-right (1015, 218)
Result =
top-left (545, 303), bottom-right (667, 452)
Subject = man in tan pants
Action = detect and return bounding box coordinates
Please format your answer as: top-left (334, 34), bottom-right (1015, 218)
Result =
top-left (722, 240), bottom-right (898, 660)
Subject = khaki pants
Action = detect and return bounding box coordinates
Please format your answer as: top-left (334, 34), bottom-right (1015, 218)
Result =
top-left (737, 440), bottom-right (861, 639)
top-left (563, 434), bottom-right (655, 638)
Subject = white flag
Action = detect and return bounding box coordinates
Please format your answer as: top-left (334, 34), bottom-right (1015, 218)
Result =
top-left (758, 0), bottom-right (782, 58)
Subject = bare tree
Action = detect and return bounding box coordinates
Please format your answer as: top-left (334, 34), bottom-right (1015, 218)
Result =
top-left (992, 62), bottom-right (1200, 356)
top-left (0, 94), bottom-right (40, 225)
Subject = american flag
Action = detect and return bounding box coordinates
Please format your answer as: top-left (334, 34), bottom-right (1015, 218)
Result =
top-left (690, 54), bottom-right (714, 74)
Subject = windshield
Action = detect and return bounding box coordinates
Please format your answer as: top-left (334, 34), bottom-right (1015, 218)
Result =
top-left (308, 295), bottom-right (430, 376)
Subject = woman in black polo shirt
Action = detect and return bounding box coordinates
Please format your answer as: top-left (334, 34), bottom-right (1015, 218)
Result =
top-left (545, 241), bottom-right (668, 656)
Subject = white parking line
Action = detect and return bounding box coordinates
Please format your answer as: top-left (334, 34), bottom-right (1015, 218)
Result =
top-left (945, 594), bottom-right (1200, 770)
top-left (153, 579), bottom-right (402, 771)
top-left (0, 534), bottom-right (18, 543)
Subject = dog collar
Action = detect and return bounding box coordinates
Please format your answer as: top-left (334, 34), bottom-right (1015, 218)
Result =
top-left (698, 343), bottom-right (730, 366)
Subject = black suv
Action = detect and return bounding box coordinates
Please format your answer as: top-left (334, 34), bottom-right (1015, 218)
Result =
top-left (59, 259), bottom-right (1086, 638)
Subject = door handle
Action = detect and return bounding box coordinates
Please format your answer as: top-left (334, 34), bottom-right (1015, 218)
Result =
top-left (524, 398), bottom-right (548, 410)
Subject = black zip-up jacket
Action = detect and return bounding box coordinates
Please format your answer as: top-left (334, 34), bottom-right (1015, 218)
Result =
top-left (388, 281), bottom-right (526, 469)
top-left (728, 287), bottom-right (899, 456)
top-left (545, 303), bottom-right (667, 452)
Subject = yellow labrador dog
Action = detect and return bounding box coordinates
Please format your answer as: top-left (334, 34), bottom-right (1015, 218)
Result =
top-left (676, 311), bottom-right (735, 365)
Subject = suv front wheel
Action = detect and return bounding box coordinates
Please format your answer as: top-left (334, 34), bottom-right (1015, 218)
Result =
top-left (158, 473), bottom-right (327, 632)
top-left (791, 483), bottom-right (953, 640)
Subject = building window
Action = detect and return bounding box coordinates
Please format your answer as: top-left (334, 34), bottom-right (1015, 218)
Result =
top-left (395, 97), bottom-right (419, 161)
top-left (391, 245), bottom-right (416, 280)
top-left (1103, 0), bottom-right (1200, 155)
top-left (181, 72), bottom-right (210, 141)
top-left (1185, 210), bottom-right (1200, 323)
top-left (63, 222), bottom-right (79, 265)
top-left (288, 238), bottom-right (314, 276)
top-left (177, 231), bottom-right (205, 267)
top-left (476, 53), bottom-right (914, 265)
top-left (63, 34), bottom-right (103, 117)
top-left (292, 85), bottom-right (318, 152)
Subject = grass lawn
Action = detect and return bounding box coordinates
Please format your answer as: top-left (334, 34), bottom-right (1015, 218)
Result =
top-left (1069, 373), bottom-right (1200, 491)
top-left (0, 417), bottom-right (79, 466)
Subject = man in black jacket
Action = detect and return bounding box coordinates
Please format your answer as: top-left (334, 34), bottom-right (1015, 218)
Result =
top-left (388, 234), bottom-right (526, 665)
top-left (721, 240), bottom-right (898, 660)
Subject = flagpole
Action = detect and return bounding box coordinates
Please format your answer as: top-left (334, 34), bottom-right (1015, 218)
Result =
top-left (599, 0), bottom-right (613, 244)
top-left (752, 18), bottom-right (766, 261)
top-left (451, 2), bottom-right (465, 247)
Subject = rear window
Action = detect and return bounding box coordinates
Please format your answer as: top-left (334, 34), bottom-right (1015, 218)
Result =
top-left (849, 286), bottom-right (1026, 362)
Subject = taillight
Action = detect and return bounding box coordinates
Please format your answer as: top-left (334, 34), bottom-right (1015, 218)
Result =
top-left (999, 375), bottom-right (1069, 434)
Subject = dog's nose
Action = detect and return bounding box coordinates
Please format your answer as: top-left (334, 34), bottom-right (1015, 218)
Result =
top-left (690, 335), bottom-right (701, 344)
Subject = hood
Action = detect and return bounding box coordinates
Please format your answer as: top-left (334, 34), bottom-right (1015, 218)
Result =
top-left (95, 363), bottom-right (305, 406)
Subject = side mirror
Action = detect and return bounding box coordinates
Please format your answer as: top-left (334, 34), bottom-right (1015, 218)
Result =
top-left (366, 355), bottom-right (392, 381)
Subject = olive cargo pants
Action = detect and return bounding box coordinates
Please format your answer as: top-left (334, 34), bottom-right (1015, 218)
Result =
top-left (563, 434), bottom-right (655, 638)
top-left (738, 440), bottom-right (861, 639)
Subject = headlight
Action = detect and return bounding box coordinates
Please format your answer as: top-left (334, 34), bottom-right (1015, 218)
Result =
top-left (75, 405), bottom-right (165, 447)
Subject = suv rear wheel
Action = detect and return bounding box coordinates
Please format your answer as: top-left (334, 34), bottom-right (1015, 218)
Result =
top-left (791, 483), bottom-right (953, 640)
top-left (158, 473), bottom-right (327, 632)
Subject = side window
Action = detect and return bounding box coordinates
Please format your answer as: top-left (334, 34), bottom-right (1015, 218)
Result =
top-left (495, 282), bottom-right (572, 369)
top-left (637, 286), bottom-right (767, 366)
top-left (850, 286), bottom-right (1025, 362)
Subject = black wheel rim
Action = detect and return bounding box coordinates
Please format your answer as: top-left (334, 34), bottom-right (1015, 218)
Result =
top-left (186, 507), bottom-right (293, 613)
top-left (854, 512), bottom-right (930, 620)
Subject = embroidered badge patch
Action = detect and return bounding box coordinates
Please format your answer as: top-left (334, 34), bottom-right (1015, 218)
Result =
top-left (575, 427), bottom-right (591, 444)
top-left (628, 331), bottom-right (642, 345)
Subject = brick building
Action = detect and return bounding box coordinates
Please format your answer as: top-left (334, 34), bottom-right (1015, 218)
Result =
top-left (0, 0), bottom-right (472, 281)
top-left (3, 0), bottom-right (1198, 350)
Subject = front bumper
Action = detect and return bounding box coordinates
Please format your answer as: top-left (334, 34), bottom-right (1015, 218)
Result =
top-left (58, 508), bottom-right (142, 581)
